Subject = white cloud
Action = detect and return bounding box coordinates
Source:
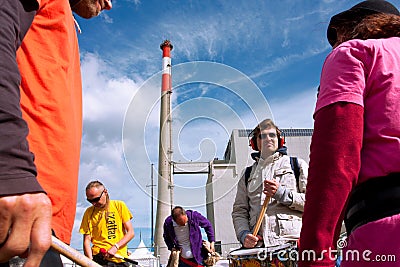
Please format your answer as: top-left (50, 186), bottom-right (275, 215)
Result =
top-left (269, 87), bottom-right (317, 128)
top-left (81, 53), bottom-right (140, 122)
top-left (71, 53), bottom-right (156, 247)
top-left (250, 45), bottom-right (328, 79)
top-left (100, 12), bottom-right (113, 24)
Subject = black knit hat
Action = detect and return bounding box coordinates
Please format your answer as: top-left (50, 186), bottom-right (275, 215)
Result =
top-left (327, 0), bottom-right (400, 46)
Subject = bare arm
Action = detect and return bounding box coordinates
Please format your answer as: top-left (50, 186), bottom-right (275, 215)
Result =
top-left (83, 234), bottom-right (92, 259)
top-left (107, 220), bottom-right (134, 256)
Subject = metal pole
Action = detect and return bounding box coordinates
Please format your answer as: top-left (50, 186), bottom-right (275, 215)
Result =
top-left (151, 163), bottom-right (154, 248)
top-left (146, 163), bottom-right (156, 251)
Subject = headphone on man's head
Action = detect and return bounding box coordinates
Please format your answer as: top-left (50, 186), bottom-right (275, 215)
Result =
top-left (248, 129), bottom-right (259, 151)
top-left (279, 131), bottom-right (285, 148)
top-left (248, 127), bottom-right (285, 151)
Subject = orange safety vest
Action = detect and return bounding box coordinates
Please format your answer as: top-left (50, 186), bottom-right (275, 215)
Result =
top-left (17, 0), bottom-right (82, 244)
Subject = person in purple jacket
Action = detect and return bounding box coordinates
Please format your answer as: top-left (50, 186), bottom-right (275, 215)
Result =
top-left (163, 206), bottom-right (216, 267)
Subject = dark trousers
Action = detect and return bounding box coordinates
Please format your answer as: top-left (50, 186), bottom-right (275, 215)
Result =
top-left (102, 262), bottom-right (131, 267)
top-left (93, 253), bottom-right (131, 267)
top-left (0, 248), bottom-right (63, 267)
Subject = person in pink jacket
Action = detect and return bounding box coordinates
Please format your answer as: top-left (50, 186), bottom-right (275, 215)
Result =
top-left (299, 1), bottom-right (400, 267)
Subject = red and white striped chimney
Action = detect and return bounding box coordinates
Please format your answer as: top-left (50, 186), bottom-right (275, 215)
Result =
top-left (154, 40), bottom-right (174, 264)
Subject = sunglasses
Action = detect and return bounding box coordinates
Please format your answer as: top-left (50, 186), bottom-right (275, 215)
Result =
top-left (87, 189), bottom-right (105, 204)
top-left (258, 133), bottom-right (277, 139)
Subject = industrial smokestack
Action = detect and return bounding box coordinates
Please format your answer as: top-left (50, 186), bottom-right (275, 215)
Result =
top-left (154, 40), bottom-right (173, 264)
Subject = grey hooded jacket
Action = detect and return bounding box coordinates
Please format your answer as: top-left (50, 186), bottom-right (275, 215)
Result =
top-left (232, 151), bottom-right (308, 247)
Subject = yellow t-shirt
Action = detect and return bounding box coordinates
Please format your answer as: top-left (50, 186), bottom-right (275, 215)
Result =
top-left (80, 200), bottom-right (133, 262)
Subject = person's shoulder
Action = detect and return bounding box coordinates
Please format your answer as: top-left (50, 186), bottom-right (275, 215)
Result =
top-left (280, 153), bottom-right (290, 159)
top-left (110, 199), bottom-right (129, 209)
top-left (85, 205), bottom-right (94, 212)
top-left (82, 205), bottom-right (94, 216)
top-left (328, 40), bottom-right (366, 59)
top-left (280, 155), bottom-right (309, 169)
top-left (188, 209), bottom-right (199, 215)
top-left (331, 38), bottom-right (393, 59)
top-left (164, 215), bottom-right (173, 224)
top-left (346, 37), bottom-right (400, 46)
top-left (111, 199), bottom-right (126, 204)
top-left (277, 154), bottom-right (291, 164)
top-left (361, 37), bottom-right (400, 54)
top-left (295, 157), bottom-right (308, 167)
top-left (190, 210), bottom-right (206, 219)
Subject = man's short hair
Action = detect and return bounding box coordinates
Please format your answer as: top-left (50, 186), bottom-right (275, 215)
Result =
top-left (258, 118), bottom-right (280, 135)
top-left (171, 206), bottom-right (186, 221)
top-left (86, 180), bottom-right (104, 191)
top-left (251, 118), bottom-right (282, 139)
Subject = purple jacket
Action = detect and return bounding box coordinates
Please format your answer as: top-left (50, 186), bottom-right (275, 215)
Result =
top-left (163, 210), bottom-right (215, 265)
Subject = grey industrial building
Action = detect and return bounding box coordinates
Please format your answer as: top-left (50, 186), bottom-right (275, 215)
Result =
top-left (205, 128), bottom-right (313, 256)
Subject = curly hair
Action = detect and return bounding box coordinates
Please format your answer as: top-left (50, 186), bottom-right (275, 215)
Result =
top-left (334, 13), bottom-right (400, 47)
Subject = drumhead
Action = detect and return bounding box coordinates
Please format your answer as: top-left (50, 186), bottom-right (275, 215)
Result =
top-left (229, 248), bottom-right (262, 256)
top-left (229, 243), bottom-right (293, 257)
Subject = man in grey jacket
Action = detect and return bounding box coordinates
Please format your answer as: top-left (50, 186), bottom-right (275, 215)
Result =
top-left (232, 119), bottom-right (308, 248)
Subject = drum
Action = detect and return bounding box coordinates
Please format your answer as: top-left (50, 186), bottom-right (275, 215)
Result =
top-left (228, 243), bottom-right (296, 267)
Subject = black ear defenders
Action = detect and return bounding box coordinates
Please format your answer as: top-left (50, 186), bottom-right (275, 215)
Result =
top-left (248, 128), bottom-right (285, 151)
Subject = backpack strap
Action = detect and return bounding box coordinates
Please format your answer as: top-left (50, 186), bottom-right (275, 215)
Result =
top-left (244, 166), bottom-right (253, 187)
top-left (290, 157), bottom-right (301, 192)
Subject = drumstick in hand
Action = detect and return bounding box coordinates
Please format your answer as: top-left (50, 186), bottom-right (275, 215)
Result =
top-left (252, 196), bottom-right (270, 236)
top-left (100, 248), bottom-right (139, 265)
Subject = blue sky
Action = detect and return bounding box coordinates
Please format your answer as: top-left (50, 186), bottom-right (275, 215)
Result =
top-left (70, 0), bottom-right (400, 249)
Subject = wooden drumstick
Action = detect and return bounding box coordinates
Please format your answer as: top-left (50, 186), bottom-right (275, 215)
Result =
top-left (51, 236), bottom-right (102, 267)
top-left (252, 196), bottom-right (270, 236)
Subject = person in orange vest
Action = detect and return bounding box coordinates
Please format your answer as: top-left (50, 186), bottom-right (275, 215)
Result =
top-left (0, 0), bottom-right (111, 265)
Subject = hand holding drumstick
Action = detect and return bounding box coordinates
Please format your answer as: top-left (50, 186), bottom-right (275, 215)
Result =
top-left (245, 179), bottom-right (279, 248)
